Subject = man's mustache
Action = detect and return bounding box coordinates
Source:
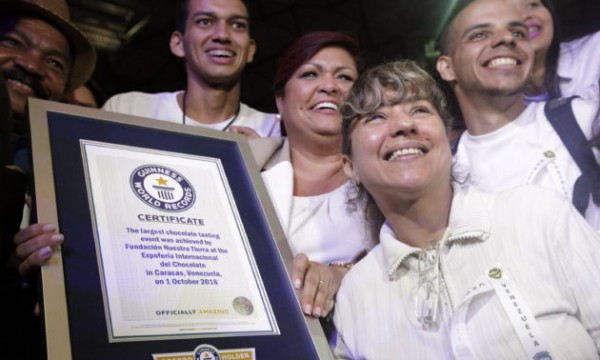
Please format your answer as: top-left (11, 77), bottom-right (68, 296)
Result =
top-left (3, 67), bottom-right (49, 100)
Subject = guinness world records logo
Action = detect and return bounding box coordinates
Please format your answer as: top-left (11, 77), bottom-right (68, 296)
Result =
top-left (130, 165), bottom-right (195, 212)
top-left (194, 344), bottom-right (220, 360)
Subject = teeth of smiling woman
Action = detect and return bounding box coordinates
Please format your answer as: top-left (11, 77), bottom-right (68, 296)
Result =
top-left (208, 49), bottom-right (234, 57)
top-left (388, 148), bottom-right (423, 161)
top-left (488, 57), bottom-right (517, 67)
top-left (313, 102), bottom-right (338, 110)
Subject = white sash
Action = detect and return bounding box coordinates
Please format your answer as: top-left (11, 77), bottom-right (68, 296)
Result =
top-left (451, 267), bottom-right (554, 360)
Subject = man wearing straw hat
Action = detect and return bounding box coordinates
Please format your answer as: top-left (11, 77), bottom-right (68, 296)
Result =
top-left (0, 0), bottom-right (96, 357)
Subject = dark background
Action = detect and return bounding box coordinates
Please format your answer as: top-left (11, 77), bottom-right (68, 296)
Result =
top-left (67, 0), bottom-right (600, 113)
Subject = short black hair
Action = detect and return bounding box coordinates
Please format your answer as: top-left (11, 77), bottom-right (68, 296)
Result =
top-left (436, 0), bottom-right (475, 55)
top-left (175, 0), bottom-right (251, 34)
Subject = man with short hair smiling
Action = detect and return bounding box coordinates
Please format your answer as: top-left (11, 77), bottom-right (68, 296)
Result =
top-left (436, 0), bottom-right (599, 231)
top-left (102, 0), bottom-right (280, 138)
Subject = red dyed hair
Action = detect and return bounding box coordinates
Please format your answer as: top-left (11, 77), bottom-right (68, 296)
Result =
top-left (273, 31), bottom-right (362, 97)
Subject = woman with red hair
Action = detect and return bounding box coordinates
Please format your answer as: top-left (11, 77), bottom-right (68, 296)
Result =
top-left (262, 31), bottom-right (376, 320)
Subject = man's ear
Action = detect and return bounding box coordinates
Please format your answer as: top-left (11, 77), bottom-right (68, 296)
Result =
top-left (246, 39), bottom-right (257, 63)
top-left (436, 55), bottom-right (456, 82)
top-left (342, 154), bottom-right (360, 184)
top-left (170, 31), bottom-right (185, 58)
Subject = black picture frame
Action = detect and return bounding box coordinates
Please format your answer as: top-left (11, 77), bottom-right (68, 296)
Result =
top-left (28, 99), bottom-right (333, 360)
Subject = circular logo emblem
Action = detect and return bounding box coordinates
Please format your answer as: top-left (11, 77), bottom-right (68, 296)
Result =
top-left (130, 165), bottom-right (195, 212)
top-left (194, 344), bottom-right (220, 360)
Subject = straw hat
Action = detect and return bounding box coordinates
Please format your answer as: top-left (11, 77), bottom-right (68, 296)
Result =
top-left (0, 0), bottom-right (97, 90)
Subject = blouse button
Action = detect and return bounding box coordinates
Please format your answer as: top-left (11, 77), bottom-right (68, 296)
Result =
top-left (543, 150), bottom-right (555, 158)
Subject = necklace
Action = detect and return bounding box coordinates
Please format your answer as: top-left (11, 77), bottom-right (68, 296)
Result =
top-left (181, 90), bottom-right (240, 131)
top-left (414, 239), bottom-right (441, 330)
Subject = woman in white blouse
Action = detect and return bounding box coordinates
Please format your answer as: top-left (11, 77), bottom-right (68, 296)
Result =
top-left (261, 31), bottom-right (377, 319)
top-left (332, 59), bottom-right (600, 359)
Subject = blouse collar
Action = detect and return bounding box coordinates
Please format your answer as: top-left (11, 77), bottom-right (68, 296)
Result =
top-left (381, 183), bottom-right (491, 280)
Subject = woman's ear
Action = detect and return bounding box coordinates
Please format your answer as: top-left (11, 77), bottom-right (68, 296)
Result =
top-left (170, 31), bottom-right (185, 58)
top-left (342, 154), bottom-right (360, 184)
top-left (436, 55), bottom-right (457, 82)
top-left (275, 94), bottom-right (285, 115)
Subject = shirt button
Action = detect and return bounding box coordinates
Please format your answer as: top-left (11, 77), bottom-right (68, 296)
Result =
top-left (544, 150), bottom-right (555, 158)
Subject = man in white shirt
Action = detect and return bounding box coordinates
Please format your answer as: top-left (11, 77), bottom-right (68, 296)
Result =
top-left (102, 0), bottom-right (280, 138)
top-left (435, 0), bottom-right (600, 231)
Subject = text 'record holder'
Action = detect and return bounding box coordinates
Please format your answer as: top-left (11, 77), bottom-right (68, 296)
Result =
top-left (28, 99), bottom-right (333, 360)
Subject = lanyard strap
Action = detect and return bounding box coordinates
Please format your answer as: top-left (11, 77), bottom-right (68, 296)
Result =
top-left (451, 267), bottom-right (553, 359)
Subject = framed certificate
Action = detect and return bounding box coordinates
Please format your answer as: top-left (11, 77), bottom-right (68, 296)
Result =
top-left (28, 99), bottom-right (333, 359)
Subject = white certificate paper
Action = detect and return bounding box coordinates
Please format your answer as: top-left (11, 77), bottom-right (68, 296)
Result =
top-left (81, 140), bottom-right (278, 341)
